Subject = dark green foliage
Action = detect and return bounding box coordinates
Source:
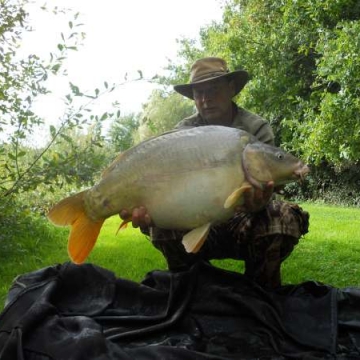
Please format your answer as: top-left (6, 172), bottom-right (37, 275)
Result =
top-left (0, 196), bottom-right (65, 267)
top-left (165, 0), bottom-right (360, 168)
top-left (284, 162), bottom-right (360, 206)
top-left (0, 196), bottom-right (69, 305)
top-left (160, 0), bottom-right (360, 204)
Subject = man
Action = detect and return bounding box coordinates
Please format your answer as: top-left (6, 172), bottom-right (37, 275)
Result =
top-left (121, 57), bottom-right (309, 288)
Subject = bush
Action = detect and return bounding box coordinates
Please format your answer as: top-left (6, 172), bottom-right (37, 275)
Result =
top-left (284, 161), bottom-right (360, 206)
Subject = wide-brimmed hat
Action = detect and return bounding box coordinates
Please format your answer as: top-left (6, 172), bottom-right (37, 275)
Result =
top-left (174, 57), bottom-right (249, 99)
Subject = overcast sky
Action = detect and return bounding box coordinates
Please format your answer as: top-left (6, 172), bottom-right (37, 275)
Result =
top-left (21, 0), bottom-right (224, 125)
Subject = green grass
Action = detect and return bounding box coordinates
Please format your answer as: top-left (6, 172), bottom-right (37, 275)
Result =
top-left (86, 220), bottom-right (167, 281)
top-left (0, 218), bottom-right (69, 305)
top-left (213, 203), bottom-right (360, 287)
top-left (1, 202), bottom-right (360, 307)
top-left (282, 203), bottom-right (360, 286)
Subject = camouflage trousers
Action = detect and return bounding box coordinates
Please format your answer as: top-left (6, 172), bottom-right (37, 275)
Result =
top-left (151, 200), bottom-right (310, 288)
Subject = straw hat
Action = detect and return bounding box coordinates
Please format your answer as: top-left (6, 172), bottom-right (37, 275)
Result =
top-left (174, 57), bottom-right (249, 99)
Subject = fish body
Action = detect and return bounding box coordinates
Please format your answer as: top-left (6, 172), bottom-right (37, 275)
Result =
top-left (48, 126), bottom-right (309, 263)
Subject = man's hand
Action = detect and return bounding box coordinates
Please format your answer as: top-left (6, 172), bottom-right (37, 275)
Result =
top-left (119, 206), bottom-right (152, 229)
top-left (237, 181), bottom-right (274, 213)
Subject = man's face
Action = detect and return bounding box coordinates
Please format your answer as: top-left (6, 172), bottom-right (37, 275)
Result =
top-left (192, 78), bottom-right (235, 124)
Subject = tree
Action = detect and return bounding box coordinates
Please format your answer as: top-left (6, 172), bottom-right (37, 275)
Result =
top-left (299, 20), bottom-right (360, 164)
top-left (107, 112), bottom-right (140, 152)
top-left (164, 0), bottom-right (360, 166)
top-left (0, 0), bottom-right (119, 201)
top-left (135, 88), bottom-right (194, 141)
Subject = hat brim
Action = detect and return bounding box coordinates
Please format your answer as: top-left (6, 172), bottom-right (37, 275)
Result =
top-left (174, 70), bottom-right (249, 100)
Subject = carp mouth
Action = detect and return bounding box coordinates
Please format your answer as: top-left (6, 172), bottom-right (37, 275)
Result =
top-left (294, 164), bottom-right (310, 183)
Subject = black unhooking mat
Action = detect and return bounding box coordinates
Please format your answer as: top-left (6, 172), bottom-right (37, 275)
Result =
top-left (1, 262), bottom-right (360, 359)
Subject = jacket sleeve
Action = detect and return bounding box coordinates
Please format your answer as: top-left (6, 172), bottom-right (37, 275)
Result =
top-left (234, 108), bottom-right (275, 146)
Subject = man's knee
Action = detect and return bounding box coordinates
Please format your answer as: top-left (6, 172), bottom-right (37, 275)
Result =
top-left (230, 200), bottom-right (310, 244)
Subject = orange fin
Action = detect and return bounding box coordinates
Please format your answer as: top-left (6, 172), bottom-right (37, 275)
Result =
top-left (47, 190), bottom-right (104, 264)
top-left (224, 184), bottom-right (252, 209)
top-left (116, 219), bottom-right (130, 235)
top-left (68, 215), bottom-right (104, 264)
top-left (47, 190), bottom-right (88, 226)
top-left (182, 223), bottom-right (211, 253)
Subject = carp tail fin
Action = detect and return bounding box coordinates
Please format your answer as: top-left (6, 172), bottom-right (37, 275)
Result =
top-left (67, 214), bottom-right (104, 264)
top-left (182, 223), bottom-right (211, 253)
top-left (47, 191), bottom-right (104, 264)
top-left (47, 190), bottom-right (88, 226)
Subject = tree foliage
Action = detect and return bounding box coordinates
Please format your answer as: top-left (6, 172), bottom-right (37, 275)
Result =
top-left (107, 112), bottom-right (140, 152)
top-left (135, 89), bottom-right (194, 141)
top-left (0, 0), bottom-right (120, 203)
top-left (165, 0), bottom-right (360, 167)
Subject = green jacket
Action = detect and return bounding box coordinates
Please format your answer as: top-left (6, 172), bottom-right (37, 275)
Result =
top-left (175, 103), bottom-right (274, 146)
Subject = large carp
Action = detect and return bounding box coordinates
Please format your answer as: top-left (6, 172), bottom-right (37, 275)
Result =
top-left (48, 125), bottom-right (309, 264)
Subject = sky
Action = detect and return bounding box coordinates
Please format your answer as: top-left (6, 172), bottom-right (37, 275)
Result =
top-left (20, 0), bottom-right (224, 128)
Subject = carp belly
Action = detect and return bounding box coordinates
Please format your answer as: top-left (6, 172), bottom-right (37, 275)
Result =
top-left (143, 164), bottom-right (245, 229)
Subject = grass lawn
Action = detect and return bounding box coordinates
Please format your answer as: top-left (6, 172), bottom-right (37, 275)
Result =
top-left (1, 202), bottom-right (360, 306)
top-left (213, 203), bottom-right (360, 287)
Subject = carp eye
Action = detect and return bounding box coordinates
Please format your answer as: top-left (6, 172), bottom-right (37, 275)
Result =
top-left (277, 152), bottom-right (284, 160)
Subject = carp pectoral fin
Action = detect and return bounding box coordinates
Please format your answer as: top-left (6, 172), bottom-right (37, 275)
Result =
top-left (182, 223), bottom-right (211, 253)
top-left (68, 215), bottom-right (104, 264)
top-left (116, 219), bottom-right (131, 235)
top-left (224, 184), bottom-right (252, 209)
top-left (239, 135), bottom-right (250, 148)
